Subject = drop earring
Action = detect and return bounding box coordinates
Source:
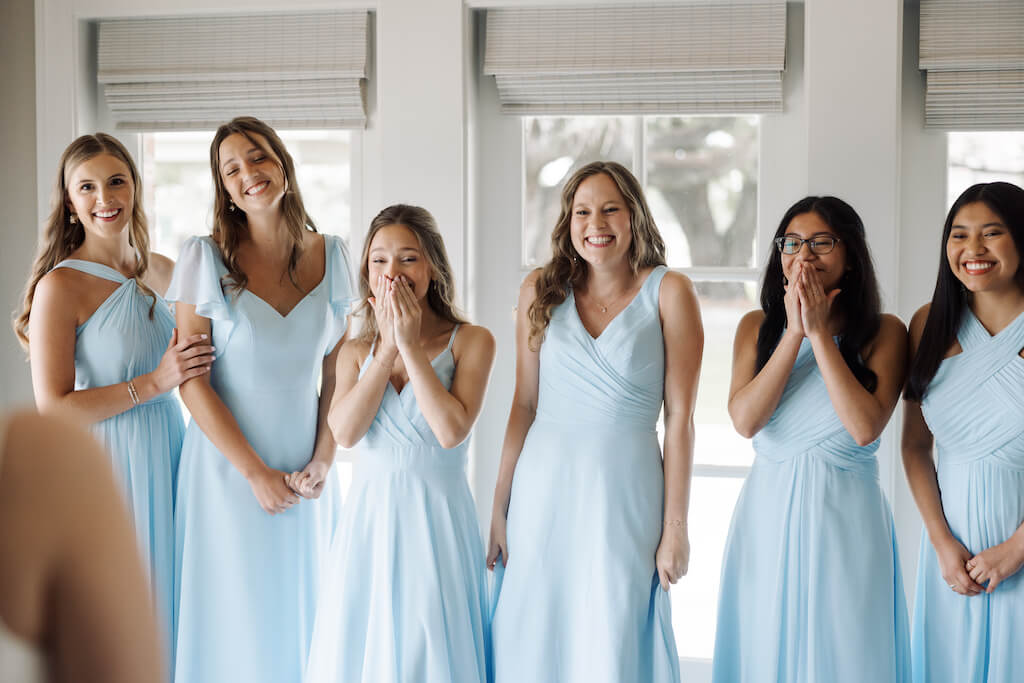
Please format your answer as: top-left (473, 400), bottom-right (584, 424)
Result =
top-left (228, 199), bottom-right (236, 212)
top-left (69, 213), bottom-right (78, 224)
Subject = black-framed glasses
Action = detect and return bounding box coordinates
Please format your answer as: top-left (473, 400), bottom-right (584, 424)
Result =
top-left (774, 235), bottom-right (840, 255)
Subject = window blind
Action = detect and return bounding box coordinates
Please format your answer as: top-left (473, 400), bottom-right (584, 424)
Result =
top-left (483, 2), bottom-right (787, 116)
top-left (920, 0), bottom-right (1024, 130)
top-left (97, 11), bottom-right (369, 131)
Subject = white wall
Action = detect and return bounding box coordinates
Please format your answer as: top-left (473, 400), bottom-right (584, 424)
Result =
top-left (1, 0), bottom-right (38, 408)
top-left (22, 0), bottom-right (951, 617)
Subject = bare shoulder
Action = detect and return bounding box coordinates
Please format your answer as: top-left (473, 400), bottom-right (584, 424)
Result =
top-left (453, 323), bottom-right (496, 358)
top-left (737, 309), bottom-right (766, 338)
top-left (145, 252), bottom-right (175, 295)
top-left (32, 269), bottom-right (81, 315)
top-left (340, 337), bottom-right (372, 363)
top-left (863, 313), bottom-right (909, 360)
top-left (658, 270), bottom-right (696, 298)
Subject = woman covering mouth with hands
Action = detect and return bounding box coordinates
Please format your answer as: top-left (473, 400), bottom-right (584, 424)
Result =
top-left (712, 196), bottom-right (911, 683)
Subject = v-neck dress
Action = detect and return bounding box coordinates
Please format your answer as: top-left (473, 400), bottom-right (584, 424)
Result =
top-left (711, 336), bottom-right (911, 683)
top-left (491, 265), bottom-right (681, 683)
top-left (50, 259), bottom-right (184, 652)
top-left (165, 235), bottom-right (355, 683)
top-left (305, 325), bottom-right (490, 683)
top-left (914, 309), bottom-right (1024, 683)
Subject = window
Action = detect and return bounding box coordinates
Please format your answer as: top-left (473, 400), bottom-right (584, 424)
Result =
top-left (948, 131), bottom-right (1024, 207)
top-left (141, 129), bottom-right (357, 494)
top-left (524, 115), bottom-right (760, 662)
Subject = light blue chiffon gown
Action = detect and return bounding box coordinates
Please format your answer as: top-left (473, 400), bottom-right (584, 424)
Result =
top-left (165, 235), bottom-right (355, 683)
top-left (305, 325), bottom-right (490, 683)
top-left (914, 309), bottom-right (1024, 683)
top-left (491, 266), bottom-right (680, 683)
top-left (51, 259), bottom-right (183, 648)
top-left (712, 336), bottom-right (911, 683)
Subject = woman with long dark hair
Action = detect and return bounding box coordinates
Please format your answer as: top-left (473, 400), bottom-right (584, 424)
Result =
top-left (712, 196), bottom-right (911, 682)
top-left (13, 134), bottom-right (212, 652)
top-left (488, 161), bottom-right (703, 682)
top-left (902, 182), bottom-right (1024, 683)
top-left (165, 116), bottom-right (355, 683)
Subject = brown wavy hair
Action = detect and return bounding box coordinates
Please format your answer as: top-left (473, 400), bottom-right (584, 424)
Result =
top-left (355, 204), bottom-right (467, 345)
top-left (13, 133), bottom-right (156, 351)
top-left (527, 161), bottom-right (666, 350)
top-left (209, 116), bottom-right (316, 294)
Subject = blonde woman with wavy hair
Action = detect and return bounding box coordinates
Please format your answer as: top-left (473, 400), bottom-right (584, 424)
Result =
top-left (306, 204), bottom-right (494, 682)
top-left (488, 161), bottom-right (703, 682)
top-left (13, 133), bottom-right (212, 655)
top-left (164, 116), bottom-right (356, 683)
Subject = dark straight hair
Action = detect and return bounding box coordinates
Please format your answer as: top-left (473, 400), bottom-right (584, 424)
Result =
top-left (905, 181), bottom-right (1024, 401)
top-left (756, 196), bottom-right (882, 392)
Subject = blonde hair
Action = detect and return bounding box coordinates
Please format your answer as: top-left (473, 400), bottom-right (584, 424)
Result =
top-left (355, 204), bottom-right (467, 345)
top-left (14, 133), bottom-right (156, 351)
top-left (527, 161), bottom-right (666, 350)
top-left (208, 116), bottom-right (316, 293)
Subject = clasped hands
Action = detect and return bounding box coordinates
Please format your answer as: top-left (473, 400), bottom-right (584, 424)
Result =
top-left (783, 261), bottom-right (840, 339)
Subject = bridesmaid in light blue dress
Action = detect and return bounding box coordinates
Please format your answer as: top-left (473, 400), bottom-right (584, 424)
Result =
top-left (489, 162), bottom-right (703, 683)
top-left (167, 117), bottom-right (355, 683)
top-left (712, 196), bottom-right (911, 683)
top-left (14, 134), bottom-right (212, 652)
top-left (305, 205), bottom-right (495, 683)
top-left (903, 182), bottom-right (1024, 683)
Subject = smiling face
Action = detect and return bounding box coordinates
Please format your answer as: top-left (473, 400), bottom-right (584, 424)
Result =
top-left (367, 223), bottom-right (433, 301)
top-left (569, 172), bottom-right (633, 269)
top-left (217, 132), bottom-right (286, 215)
top-left (780, 211), bottom-right (848, 292)
top-left (947, 201), bottom-right (1022, 295)
top-left (65, 153), bottom-right (135, 240)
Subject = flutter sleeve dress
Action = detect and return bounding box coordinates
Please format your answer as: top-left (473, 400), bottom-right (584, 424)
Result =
top-left (914, 309), bottom-right (1024, 683)
top-left (165, 235), bottom-right (355, 683)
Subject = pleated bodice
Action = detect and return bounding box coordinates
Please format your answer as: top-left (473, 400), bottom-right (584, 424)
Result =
top-left (753, 337), bottom-right (880, 478)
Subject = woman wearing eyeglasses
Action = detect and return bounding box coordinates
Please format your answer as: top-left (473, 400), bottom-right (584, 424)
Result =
top-left (711, 196), bottom-right (911, 683)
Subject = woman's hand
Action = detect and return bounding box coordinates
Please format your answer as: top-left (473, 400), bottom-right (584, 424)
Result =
top-left (390, 276), bottom-right (422, 353)
top-left (655, 521), bottom-right (690, 592)
top-left (247, 465), bottom-right (301, 515)
top-left (797, 265), bottom-right (840, 338)
top-left (783, 263), bottom-right (804, 339)
top-left (967, 539), bottom-right (1024, 593)
top-left (370, 277), bottom-right (399, 360)
top-left (146, 328), bottom-right (215, 394)
top-left (934, 535), bottom-right (983, 595)
top-left (287, 460), bottom-right (330, 500)
top-left (487, 511), bottom-right (509, 571)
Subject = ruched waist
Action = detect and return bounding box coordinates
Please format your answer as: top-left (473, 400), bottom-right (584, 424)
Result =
top-left (355, 446), bottom-right (468, 479)
top-left (531, 412), bottom-right (657, 435)
top-left (937, 442), bottom-right (1024, 472)
top-left (754, 443), bottom-right (879, 479)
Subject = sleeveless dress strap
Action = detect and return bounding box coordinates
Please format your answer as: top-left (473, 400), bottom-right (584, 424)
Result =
top-left (445, 323), bottom-right (461, 352)
top-left (51, 259), bottom-right (128, 284)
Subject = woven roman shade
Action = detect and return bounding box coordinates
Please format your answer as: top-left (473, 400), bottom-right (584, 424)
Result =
top-left (920, 0), bottom-right (1024, 130)
top-left (483, 1), bottom-right (787, 115)
top-left (97, 11), bottom-right (369, 131)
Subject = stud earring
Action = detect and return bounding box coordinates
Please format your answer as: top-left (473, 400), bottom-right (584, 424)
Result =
top-left (69, 213), bottom-right (78, 224)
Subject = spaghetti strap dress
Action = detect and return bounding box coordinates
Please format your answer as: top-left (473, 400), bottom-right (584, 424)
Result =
top-left (711, 336), bottom-right (911, 683)
top-left (305, 324), bottom-right (490, 683)
top-left (50, 259), bottom-right (183, 649)
top-left (491, 265), bottom-right (681, 683)
top-left (914, 309), bottom-right (1024, 683)
top-left (165, 235), bottom-right (355, 683)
